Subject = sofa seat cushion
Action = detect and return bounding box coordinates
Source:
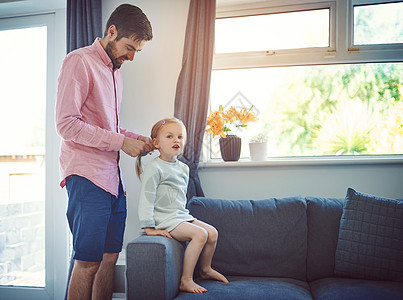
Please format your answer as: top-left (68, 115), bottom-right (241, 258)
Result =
top-left (175, 276), bottom-right (313, 300)
top-left (188, 196), bottom-right (308, 281)
top-left (310, 277), bottom-right (403, 300)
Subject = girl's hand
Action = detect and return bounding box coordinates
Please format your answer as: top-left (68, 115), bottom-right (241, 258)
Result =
top-left (144, 227), bottom-right (172, 239)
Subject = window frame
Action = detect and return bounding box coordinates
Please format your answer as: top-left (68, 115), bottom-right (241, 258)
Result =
top-left (0, 12), bottom-right (69, 300)
top-left (205, 0), bottom-right (403, 162)
top-left (215, 5), bottom-right (334, 54)
top-left (213, 0), bottom-right (403, 70)
top-left (349, 0), bottom-right (403, 50)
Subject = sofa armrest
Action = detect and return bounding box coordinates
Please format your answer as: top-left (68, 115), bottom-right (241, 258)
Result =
top-left (126, 235), bottom-right (185, 300)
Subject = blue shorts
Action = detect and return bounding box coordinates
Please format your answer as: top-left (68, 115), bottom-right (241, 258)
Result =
top-left (66, 175), bottom-right (127, 262)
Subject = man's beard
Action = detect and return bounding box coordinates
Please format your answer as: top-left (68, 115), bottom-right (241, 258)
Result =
top-left (105, 41), bottom-right (126, 69)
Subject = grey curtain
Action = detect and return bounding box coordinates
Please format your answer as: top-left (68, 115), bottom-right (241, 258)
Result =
top-left (67, 0), bottom-right (102, 53)
top-left (174, 0), bottom-right (216, 201)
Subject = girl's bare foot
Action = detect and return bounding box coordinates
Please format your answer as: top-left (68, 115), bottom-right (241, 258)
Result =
top-left (180, 279), bottom-right (207, 294)
top-left (200, 268), bottom-right (229, 283)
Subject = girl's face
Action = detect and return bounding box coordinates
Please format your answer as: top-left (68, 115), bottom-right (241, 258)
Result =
top-left (153, 122), bottom-right (186, 162)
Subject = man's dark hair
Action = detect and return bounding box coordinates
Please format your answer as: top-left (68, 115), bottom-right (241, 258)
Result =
top-left (104, 4), bottom-right (153, 42)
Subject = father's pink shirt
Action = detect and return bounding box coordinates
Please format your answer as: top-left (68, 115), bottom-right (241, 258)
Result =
top-left (55, 38), bottom-right (139, 196)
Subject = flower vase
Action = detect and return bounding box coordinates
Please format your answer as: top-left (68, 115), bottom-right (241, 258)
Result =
top-left (219, 135), bottom-right (241, 161)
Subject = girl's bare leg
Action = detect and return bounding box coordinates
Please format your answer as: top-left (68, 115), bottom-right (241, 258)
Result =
top-left (191, 220), bottom-right (229, 283)
top-left (170, 222), bottom-right (208, 293)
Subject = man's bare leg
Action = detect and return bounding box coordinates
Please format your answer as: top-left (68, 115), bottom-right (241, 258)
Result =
top-left (92, 253), bottom-right (119, 300)
top-left (67, 260), bottom-right (100, 300)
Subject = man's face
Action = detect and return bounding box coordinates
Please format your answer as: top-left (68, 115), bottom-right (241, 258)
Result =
top-left (105, 37), bottom-right (147, 69)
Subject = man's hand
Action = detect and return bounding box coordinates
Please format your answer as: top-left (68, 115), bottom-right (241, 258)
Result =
top-left (121, 137), bottom-right (146, 157)
top-left (137, 135), bottom-right (154, 153)
top-left (121, 136), bottom-right (154, 157)
top-left (144, 227), bottom-right (172, 239)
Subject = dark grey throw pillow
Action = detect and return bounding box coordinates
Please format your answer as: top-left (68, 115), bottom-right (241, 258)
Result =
top-left (334, 188), bottom-right (403, 281)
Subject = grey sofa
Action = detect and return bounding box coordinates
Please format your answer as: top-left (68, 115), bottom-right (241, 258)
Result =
top-left (126, 189), bottom-right (403, 300)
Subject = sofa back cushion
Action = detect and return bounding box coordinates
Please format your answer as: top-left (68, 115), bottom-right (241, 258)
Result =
top-left (305, 197), bottom-right (344, 281)
top-left (188, 196), bottom-right (308, 281)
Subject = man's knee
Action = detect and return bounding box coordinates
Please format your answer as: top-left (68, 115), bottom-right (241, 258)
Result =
top-left (74, 259), bottom-right (101, 276)
top-left (102, 252), bottom-right (119, 265)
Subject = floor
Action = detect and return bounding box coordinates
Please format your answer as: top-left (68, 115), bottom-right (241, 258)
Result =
top-left (113, 293), bottom-right (125, 299)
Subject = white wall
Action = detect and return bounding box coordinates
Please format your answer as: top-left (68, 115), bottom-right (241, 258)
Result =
top-left (199, 162), bottom-right (403, 200)
top-left (102, 0), bottom-right (403, 251)
top-left (102, 0), bottom-right (191, 248)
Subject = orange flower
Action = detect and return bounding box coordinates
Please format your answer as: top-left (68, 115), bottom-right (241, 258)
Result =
top-left (206, 110), bottom-right (227, 138)
top-left (237, 107), bottom-right (259, 126)
top-left (205, 105), bottom-right (258, 138)
top-left (224, 106), bottom-right (239, 123)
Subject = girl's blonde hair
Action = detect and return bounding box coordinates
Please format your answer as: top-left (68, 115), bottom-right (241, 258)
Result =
top-left (136, 117), bottom-right (186, 179)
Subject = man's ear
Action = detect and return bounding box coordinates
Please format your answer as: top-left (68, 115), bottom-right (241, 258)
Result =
top-left (107, 25), bottom-right (118, 39)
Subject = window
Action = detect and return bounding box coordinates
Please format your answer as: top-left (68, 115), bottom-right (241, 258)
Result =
top-left (206, 0), bottom-right (403, 160)
top-left (353, 2), bottom-right (403, 45)
top-left (0, 25), bottom-right (46, 288)
top-left (0, 12), bottom-right (69, 300)
top-left (215, 8), bottom-right (330, 53)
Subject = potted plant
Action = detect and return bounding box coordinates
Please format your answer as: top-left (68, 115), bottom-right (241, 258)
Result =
top-left (206, 105), bottom-right (258, 161)
top-left (249, 129), bottom-right (269, 161)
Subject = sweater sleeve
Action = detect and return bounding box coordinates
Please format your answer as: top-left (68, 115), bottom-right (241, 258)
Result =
top-left (138, 163), bottom-right (160, 229)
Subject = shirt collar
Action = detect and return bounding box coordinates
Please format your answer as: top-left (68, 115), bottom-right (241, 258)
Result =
top-left (93, 38), bottom-right (114, 70)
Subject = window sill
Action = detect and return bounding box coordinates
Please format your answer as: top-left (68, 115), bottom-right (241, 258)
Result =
top-left (199, 155), bottom-right (403, 169)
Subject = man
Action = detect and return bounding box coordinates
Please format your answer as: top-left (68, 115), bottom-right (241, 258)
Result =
top-left (55, 4), bottom-right (153, 300)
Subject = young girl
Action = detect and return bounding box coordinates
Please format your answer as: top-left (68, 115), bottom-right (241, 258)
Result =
top-left (137, 117), bottom-right (228, 294)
